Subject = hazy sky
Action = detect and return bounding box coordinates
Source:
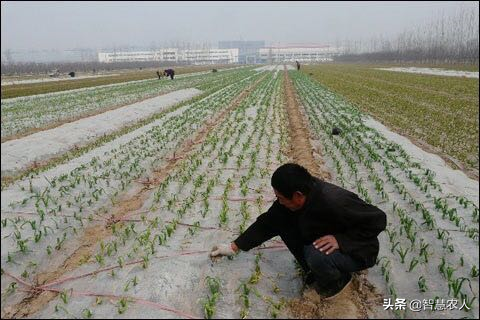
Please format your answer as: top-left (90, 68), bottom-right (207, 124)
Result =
top-left (1, 1), bottom-right (478, 51)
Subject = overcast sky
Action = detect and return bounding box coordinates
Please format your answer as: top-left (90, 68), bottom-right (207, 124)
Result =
top-left (1, 1), bottom-right (478, 51)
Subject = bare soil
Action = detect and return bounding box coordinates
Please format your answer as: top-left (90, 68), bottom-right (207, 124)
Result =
top-left (282, 67), bottom-right (330, 181)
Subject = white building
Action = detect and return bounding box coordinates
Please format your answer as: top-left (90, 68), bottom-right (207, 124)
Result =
top-left (98, 49), bottom-right (179, 63)
top-left (98, 51), bottom-right (155, 63)
top-left (259, 45), bottom-right (341, 63)
top-left (179, 49), bottom-right (239, 64)
top-left (98, 48), bottom-right (238, 64)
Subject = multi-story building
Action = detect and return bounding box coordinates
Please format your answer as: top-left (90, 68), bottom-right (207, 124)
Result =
top-left (178, 49), bottom-right (238, 64)
top-left (97, 44), bottom-right (341, 64)
top-left (98, 51), bottom-right (156, 63)
top-left (98, 48), bottom-right (238, 64)
top-left (259, 45), bottom-right (341, 63)
top-left (218, 41), bottom-right (265, 64)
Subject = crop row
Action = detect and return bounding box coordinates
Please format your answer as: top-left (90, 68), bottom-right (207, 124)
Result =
top-left (2, 70), bottom-right (294, 318)
top-left (303, 65), bottom-right (479, 172)
top-left (1, 67), bottom-right (255, 138)
top-left (1, 70), bottom-right (263, 272)
top-left (290, 70), bottom-right (478, 318)
top-left (114, 70), bottom-right (289, 318)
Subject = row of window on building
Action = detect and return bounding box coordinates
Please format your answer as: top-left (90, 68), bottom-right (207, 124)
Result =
top-left (98, 45), bottom-right (342, 64)
top-left (98, 49), bottom-right (239, 64)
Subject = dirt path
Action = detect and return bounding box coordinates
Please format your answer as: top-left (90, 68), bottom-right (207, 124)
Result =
top-left (0, 74), bottom-right (267, 319)
top-left (282, 67), bottom-right (384, 319)
top-left (283, 67), bottom-right (330, 181)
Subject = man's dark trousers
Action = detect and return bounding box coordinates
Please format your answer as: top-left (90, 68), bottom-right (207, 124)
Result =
top-left (300, 244), bottom-right (367, 290)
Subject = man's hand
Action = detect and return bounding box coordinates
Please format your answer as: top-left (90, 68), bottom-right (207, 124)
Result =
top-left (210, 243), bottom-right (238, 258)
top-left (313, 235), bottom-right (339, 255)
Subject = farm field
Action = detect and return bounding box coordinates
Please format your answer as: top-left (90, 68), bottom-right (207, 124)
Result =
top-left (1, 65), bottom-right (478, 319)
top-left (1, 68), bottom-right (258, 189)
top-left (1, 73), bottom-right (124, 85)
top-left (302, 64), bottom-right (479, 179)
top-left (364, 63), bottom-right (479, 72)
top-left (290, 70), bottom-right (478, 318)
top-left (1, 88), bottom-right (203, 175)
top-left (0, 65), bottom-right (234, 99)
top-left (1, 67), bottom-right (252, 141)
top-left (1, 67), bottom-right (258, 189)
top-left (375, 67), bottom-right (478, 78)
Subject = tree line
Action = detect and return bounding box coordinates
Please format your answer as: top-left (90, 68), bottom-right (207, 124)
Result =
top-left (336, 5), bottom-right (479, 64)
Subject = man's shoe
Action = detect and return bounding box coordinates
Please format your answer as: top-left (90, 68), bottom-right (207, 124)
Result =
top-left (314, 273), bottom-right (353, 300)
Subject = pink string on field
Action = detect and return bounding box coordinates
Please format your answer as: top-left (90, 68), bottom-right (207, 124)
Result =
top-left (3, 245), bottom-right (287, 318)
top-left (38, 258), bottom-right (144, 289)
top-left (39, 245), bottom-right (285, 289)
top-left (117, 219), bottom-right (222, 231)
top-left (16, 285), bottom-right (201, 319)
top-left (212, 196), bottom-right (276, 202)
top-left (40, 250), bottom-right (210, 289)
top-left (3, 270), bottom-right (32, 288)
top-left (4, 243), bottom-right (288, 317)
top-left (168, 221), bottom-right (220, 230)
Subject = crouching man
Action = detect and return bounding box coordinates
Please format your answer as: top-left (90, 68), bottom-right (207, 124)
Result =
top-left (210, 163), bottom-right (386, 299)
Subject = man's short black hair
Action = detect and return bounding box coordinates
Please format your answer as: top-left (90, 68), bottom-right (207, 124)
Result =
top-left (271, 163), bottom-right (313, 199)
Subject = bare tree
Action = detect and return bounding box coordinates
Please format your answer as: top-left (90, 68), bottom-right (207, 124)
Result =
top-left (337, 4), bottom-right (479, 64)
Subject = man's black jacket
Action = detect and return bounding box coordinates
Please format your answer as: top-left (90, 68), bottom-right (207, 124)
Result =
top-left (234, 178), bottom-right (387, 268)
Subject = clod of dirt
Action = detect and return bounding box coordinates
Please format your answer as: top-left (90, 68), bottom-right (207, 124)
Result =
top-left (286, 272), bottom-right (383, 319)
top-left (332, 127), bottom-right (342, 135)
top-left (287, 287), bottom-right (327, 319)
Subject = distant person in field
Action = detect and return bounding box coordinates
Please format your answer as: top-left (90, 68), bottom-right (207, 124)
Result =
top-left (210, 163), bottom-right (387, 300)
top-left (164, 69), bottom-right (175, 80)
top-left (296, 60), bottom-right (301, 70)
